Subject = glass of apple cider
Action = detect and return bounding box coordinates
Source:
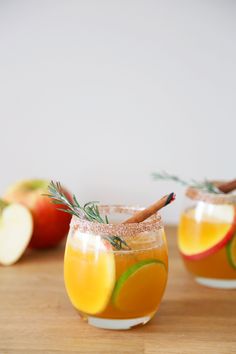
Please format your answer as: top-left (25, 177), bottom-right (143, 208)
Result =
top-left (64, 205), bottom-right (168, 330)
top-left (178, 186), bottom-right (236, 288)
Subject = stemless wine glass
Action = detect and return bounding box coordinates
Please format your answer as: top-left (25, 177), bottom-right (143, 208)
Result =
top-left (64, 205), bottom-right (168, 330)
top-left (178, 186), bottom-right (236, 289)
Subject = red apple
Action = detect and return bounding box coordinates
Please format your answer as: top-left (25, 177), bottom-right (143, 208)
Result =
top-left (4, 179), bottom-right (72, 249)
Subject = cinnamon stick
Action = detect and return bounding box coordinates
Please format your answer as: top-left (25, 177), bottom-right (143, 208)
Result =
top-left (124, 192), bottom-right (176, 224)
top-left (218, 179), bottom-right (236, 194)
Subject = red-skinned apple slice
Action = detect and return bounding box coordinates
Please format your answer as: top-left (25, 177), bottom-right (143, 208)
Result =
top-left (179, 204), bottom-right (236, 260)
top-left (0, 201), bottom-right (33, 265)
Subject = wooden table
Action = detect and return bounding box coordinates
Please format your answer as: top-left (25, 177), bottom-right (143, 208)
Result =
top-left (0, 226), bottom-right (235, 354)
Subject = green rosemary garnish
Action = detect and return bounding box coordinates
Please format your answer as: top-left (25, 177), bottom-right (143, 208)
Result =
top-left (104, 236), bottom-right (130, 250)
top-left (45, 181), bottom-right (130, 250)
top-left (152, 171), bottom-right (220, 194)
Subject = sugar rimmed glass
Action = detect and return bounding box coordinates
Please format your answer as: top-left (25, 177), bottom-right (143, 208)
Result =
top-left (178, 186), bottom-right (236, 289)
top-left (64, 205), bottom-right (168, 330)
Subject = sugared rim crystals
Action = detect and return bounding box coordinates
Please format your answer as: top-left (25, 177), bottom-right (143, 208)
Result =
top-left (186, 183), bottom-right (236, 205)
top-left (70, 205), bottom-right (163, 237)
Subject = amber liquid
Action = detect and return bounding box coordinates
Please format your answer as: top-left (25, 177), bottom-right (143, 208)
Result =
top-left (64, 232), bottom-right (168, 320)
top-left (179, 211), bottom-right (236, 279)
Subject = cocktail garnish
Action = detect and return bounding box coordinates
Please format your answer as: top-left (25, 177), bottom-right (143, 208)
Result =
top-left (152, 171), bottom-right (236, 194)
top-left (45, 181), bottom-right (130, 250)
top-left (46, 181), bottom-right (176, 250)
top-left (124, 193), bottom-right (175, 224)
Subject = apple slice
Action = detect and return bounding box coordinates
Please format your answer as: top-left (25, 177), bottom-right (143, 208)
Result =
top-left (64, 232), bottom-right (115, 315)
top-left (0, 202), bottom-right (33, 265)
top-left (179, 204), bottom-right (236, 260)
top-left (4, 179), bottom-right (72, 249)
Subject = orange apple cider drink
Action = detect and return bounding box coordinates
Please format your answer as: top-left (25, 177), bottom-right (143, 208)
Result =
top-left (64, 206), bottom-right (168, 330)
top-left (178, 187), bottom-right (236, 288)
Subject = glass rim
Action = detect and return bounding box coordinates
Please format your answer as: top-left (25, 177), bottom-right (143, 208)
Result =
top-left (70, 204), bottom-right (164, 237)
top-left (186, 183), bottom-right (236, 205)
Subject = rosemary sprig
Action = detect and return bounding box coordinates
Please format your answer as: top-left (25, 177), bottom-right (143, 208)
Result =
top-left (45, 181), bottom-right (130, 250)
top-left (152, 171), bottom-right (220, 194)
top-left (45, 181), bottom-right (105, 222)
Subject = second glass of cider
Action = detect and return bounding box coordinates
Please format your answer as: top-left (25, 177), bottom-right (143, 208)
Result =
top-left (178, 186), bottom-right (236, 288)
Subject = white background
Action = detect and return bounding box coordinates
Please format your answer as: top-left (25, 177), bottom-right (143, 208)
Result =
top-left (0, 0), bottom-right (235, 223)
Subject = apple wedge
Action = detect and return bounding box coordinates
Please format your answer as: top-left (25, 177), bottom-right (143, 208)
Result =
top-left (4, 179), bottom-right (71, 249)
top-left (179, 204), bottom-right (236, 260)
top-left (0, 201), bottom-right (33, 266)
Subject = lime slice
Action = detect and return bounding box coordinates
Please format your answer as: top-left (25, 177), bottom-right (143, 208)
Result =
top-left (226, 234), bottom-right (236, 269)
top-left (112, 259), bottom-right (167, 313)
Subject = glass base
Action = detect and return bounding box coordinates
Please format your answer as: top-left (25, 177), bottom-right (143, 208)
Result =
top-left (195, 277), bottom-right (236, 289)
top-left (87, 315), bottom-right (152, 330)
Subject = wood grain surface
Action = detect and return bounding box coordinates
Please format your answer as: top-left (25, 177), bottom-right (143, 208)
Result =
top-left (0, 226), bottom-right (235, 354)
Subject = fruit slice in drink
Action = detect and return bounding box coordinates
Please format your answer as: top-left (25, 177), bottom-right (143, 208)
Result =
top-left (112, 259), bottom-right (167, 313)
top-left (179, 204), bottom-right (236, 260)
top-left (226, 234), bottom-right (236, 269)
top-left (64, 233), bottom-right (116, 315)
